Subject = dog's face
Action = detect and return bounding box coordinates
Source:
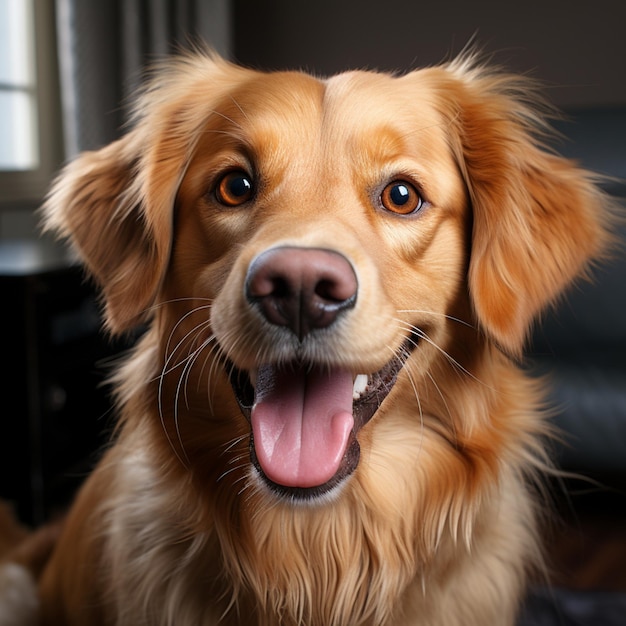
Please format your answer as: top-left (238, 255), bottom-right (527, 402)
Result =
top-left (43, 53), bottom-right (608, 505)
top-left (167, 69), bottom-right (469, 497)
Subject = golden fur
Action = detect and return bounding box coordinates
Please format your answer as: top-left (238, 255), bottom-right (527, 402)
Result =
top-left (38, 51), bottom-right (611, 625)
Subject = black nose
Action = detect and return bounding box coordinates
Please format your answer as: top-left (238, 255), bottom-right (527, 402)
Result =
top-left (245, 247), bottom-right (358, 340)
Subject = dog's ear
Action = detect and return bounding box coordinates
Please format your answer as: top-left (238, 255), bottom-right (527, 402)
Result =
top-left (443, 60), bottom-right (611, 356)
top-left (42, 130), bottom-right (171, 333)
top-left (42, 52), bottom-right (238, 334)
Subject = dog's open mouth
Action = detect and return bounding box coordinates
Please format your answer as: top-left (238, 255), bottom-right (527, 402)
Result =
top-left (228, 337), bottom-right (416, 500)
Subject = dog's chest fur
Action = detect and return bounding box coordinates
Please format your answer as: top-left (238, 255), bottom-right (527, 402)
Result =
top-left (98, 396), bottom-right (533, 626)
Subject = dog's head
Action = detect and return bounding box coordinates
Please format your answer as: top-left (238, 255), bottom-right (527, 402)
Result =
top-left (43, 52), bottom-right (609, 502)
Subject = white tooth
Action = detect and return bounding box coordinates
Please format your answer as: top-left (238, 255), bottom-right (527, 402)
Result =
top-left (352, 374), bottom-right (368, 400)
top-left (249, 368), bottom-right (257, 389)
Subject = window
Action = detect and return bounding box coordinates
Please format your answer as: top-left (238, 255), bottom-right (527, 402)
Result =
top-left (0, 0), bottom-right (63, 205)
top-left (0, 0), bottom-right (38, 170)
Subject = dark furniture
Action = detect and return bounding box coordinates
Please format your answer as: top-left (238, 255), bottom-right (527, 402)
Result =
top-left (0, 239), bottom-right (120, 525)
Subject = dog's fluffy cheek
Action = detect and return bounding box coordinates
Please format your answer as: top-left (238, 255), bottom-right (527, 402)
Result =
top-left (378, 217), bottom-right (468, 328)
top-left (164, 203), bottom-right (249, 305)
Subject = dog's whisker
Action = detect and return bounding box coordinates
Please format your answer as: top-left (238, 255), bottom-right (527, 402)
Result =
top-left (159, 317), bottom-right (213, 381)
top-left (216, 451), bottom-right (252, 486)
top-left (187, 319), bottom-right (213, 357)
top-left (221, 434), bottom-right (249, 456)
top-left (156, 386), bottom-right (190, 469)
top-left (196, 335), bottom-right (220, 388)
top-left (155, 307), bottom-right (215, 467)
top-left (148, 297), bottom-right (213, 312)
top-left (229, 95), bottom-right (251, 124)
top-left (131, 296), bottom-right (211, 325)
top-left (395, 119), bottom-right (456, 144)
top-left (174, 332), bottom-right (221, 459)
top-left (236, 472), bottom-right (265, 506)
top-left (394, 318), bottom-right (490, 388)
top-left (217, 464), bottom-right (247, 484)
top-left (181, 324), bottom-right (215, 404)
top-left (161, 306), bottom-right (211, 371)
top-left (201, 128), bottom-right (245, 142)
top-left (228, 453), bottom-right (250, 467)
top-left (172, 363), bottom-right (194, 465)
top-left (424, 369), bottom-right (459, 446)
top-left (157, 351), bottom-right (188, 468)
top-left (207, 346), bottom-right (229, 416)
top-left (180, 344), bottom-right (211, 408)
top-left (180, 347), bottom-right (199, 410)
top-left (218, 315), bottom-right (279, 372)
top-left (393, 347), bottom-right (426, 462)
top-left (207, 107), bottom-right (244, 131)
top-left (396, 309), bottom-right (476, 330)
top-left (195, 338), bottom-right (224, 416)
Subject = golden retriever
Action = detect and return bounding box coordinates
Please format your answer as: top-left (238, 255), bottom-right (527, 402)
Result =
top-left (38, 50), bottom-right (611, 625)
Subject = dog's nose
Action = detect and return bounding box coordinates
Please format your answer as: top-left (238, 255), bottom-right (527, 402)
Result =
top-left (246, 247), bottom-right (358, 340)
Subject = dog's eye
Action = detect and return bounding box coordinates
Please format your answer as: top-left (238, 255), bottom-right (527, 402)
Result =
top-left (216, 170), bottom-right (254, 206)
top-left (381, 181), bottom-right (423, 215)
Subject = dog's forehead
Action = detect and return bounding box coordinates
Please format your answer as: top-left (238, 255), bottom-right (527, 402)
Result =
top-left (219, 71), bottom-right (325, 130)
top-left (321, 70), bottom-right (447, 156)
top-left (210, 68), bottom-right (447, 163)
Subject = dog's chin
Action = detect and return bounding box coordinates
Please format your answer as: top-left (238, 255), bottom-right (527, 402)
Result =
top-left (227, 336), bottom-right (417, 503)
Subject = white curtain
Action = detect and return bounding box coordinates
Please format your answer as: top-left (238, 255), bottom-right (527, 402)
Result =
top-left (56, 0), bottom-right (231, 158)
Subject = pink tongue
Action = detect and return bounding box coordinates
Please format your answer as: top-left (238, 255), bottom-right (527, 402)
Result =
top-left (251, 365), bottom-right (354, 488)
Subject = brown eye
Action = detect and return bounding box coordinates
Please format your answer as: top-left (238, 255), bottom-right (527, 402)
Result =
top-left (216, 170), bottom-right (254, 206)
top-left (380, 180), bottom-right (423, 215)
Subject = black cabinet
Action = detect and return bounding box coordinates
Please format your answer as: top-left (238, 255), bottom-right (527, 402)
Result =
top-left (0, 239), bottom-right (124, 524)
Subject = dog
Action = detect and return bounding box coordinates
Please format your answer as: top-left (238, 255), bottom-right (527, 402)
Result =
top-left (37, 50), bottom-right (611, 625)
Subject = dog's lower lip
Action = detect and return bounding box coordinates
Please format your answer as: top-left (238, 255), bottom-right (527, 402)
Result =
top-left (227, 335), bottom-right (418, 498)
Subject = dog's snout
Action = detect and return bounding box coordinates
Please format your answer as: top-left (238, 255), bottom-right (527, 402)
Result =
top-left (246, 247), bottom-right (358, 340)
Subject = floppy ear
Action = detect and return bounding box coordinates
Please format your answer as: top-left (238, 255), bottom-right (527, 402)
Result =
top-left (42, 52), bottom-right (240, 334)
top-left (444, 60), bottom-right (612, 356)
top-left (42, 130), bottom-right (172, 333)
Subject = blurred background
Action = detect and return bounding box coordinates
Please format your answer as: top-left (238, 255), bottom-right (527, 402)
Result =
top-left (0, 0), bottom-right (625, 620)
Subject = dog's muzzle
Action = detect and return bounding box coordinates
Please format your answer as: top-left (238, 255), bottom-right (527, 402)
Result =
top-left (227, 246), bottom-right (416, 501)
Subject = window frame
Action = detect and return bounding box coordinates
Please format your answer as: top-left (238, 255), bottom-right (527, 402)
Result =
top-left (0, 0), bottom-right (63, 206)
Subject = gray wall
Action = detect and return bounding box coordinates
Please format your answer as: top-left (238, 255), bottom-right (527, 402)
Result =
top-left (233, 0), bottom-right (626, 110)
